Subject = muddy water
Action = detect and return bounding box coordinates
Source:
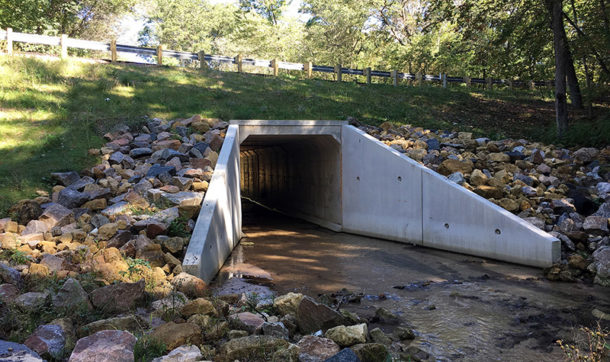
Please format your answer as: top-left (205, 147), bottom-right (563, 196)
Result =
top-left (213, 202), bottom-right (610, 361)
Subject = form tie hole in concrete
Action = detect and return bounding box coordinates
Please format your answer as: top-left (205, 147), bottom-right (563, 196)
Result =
top-left (495, 229), bottom-right (502, 235)
top-left (356, 176), bottom-right (360, 181)
top-left (397, 176), bottom-right (402, 182)
top-left (444, 223), bottom-right (450, 229)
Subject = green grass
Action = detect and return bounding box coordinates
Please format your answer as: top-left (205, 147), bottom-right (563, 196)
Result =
top-left (1, 55), bottom-right (608, 216)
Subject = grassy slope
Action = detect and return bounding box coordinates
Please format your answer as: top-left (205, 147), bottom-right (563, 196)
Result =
top-left (1, 55), bottom-right (608, 216)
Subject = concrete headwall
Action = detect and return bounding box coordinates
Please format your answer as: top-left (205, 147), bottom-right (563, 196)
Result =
top-left (183, 125), bottom-right (242, 282)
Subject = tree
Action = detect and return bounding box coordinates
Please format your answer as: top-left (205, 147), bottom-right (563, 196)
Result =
top-left (239, 0), bottom-right (288, 25)
top-left (0, 0), bottom-right (139, 39)
top-left (546, 0), bottom-right (569, 137)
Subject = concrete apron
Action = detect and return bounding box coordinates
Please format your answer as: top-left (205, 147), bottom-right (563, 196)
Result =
top-left (183, 120), bottom-right (560, 283)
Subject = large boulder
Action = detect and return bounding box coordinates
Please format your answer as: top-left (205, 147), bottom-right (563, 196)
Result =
top-left (590, 246), bottom-right (610, 287)
top-left (53, 278), bottom-right (91, 310)
top-left (351, 343), bottom-right (390, 362)
top-left (8, 200), bottom-right (42, 225)
top-left (220, 335), bottom-right (289, 361)
top-left (325, 324), bottom-right (368, 347)
top-left (0, 340), bottom-right (42, 361)
top-left (151, 345), bottom-right (203, 362)
top-left (437, 159), bottom-right (473, 176)
top-left (89, 280), bottom-right (145, 313)
top-left (296, 296), bottom-right (346, 334)
top-left (296, 335), bottom-right (340, 362)
top-left (77, 315), bottom-right (149, 338)
top-left (273, 292), bottom-right (304, 316)
top-left (24, 324), bottom-right (67, 359)
top-left (39, 203), bottom-right (74, 229)
top-left (180, 298), bottom-right (216, 317)
top-left (69, 330), bottom-right (136, 362)
top-left (149, 322), bottom-right (202, 351)
top-left (171, 272), bottom-right (207, 298)
top-left (229, 312), bottom-right (265, 333)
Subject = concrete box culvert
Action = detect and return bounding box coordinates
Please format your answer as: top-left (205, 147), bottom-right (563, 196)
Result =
top-left (183, 120), bottom-right (560, 283)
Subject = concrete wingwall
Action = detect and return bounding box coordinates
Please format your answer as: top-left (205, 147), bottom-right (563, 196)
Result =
top-left (183, 125), bottom-right (242, 282)
top-left (341, 125), bottom-right (560, 267)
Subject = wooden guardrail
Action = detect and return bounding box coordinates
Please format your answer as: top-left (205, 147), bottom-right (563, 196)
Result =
top-left (0, 28), bottom-right (552, 89)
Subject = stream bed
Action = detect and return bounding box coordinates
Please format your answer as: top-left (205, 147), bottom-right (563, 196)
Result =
top-left (211, 202), bottom-right (610, 361)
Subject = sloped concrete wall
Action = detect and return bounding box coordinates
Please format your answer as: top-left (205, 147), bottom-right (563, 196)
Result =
top-left (342, 126), bottom-right (423, 244)
top-left (183, 125), bottom-right (242, 282)
top-left (341, 125), bottom-right (560, 267)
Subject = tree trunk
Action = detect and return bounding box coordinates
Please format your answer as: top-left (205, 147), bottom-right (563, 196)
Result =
top-left (546, 0), bottom-right (569, 137)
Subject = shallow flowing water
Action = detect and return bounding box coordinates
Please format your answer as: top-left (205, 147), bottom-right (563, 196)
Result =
top-left (212, 201), bottom-right (610, 361)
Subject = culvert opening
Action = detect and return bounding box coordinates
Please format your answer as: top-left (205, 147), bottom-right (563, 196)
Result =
top-left (239, 134), bottom-right (342, 230)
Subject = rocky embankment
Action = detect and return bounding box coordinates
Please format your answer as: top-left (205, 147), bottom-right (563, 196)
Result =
top-left (0, 116), bottom-right (608, 361)
top-left (360, 121), bottom-right (609, 285)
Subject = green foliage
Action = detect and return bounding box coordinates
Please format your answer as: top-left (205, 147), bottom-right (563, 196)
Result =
top-left (134, 334), bottom-right (166, 362)
top-left (168, 216), bottom-right (191, 238)
top-left (0, 0), bottom-right (139, 40)
top-left (0, 249), bottom-right (32, 265)
top-left (120, 258), bottom-right (152, 282)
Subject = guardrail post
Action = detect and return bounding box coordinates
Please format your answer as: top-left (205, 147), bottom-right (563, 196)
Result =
top-left (6, 28), bottom-right (12, 55)
top-left (416, 72), bottom-right (422, 86)
top-left (486, 77), bottom-right (492, 90)
top-left (110, 40), bottom-right (117, 62)
top-left (391, 70), bottom-right (398, 86)
top-left (507, 79), bottom-right (513, 89)
top-left (198, 51), bottom-right (207, 69)
top-left (365, 67), bottom-right (371, 84)
top-left (60, 34), bottom-right (68, 59)
top-left (529, 80), bottom-right (535, 90)
top-left (442, 73), bottom-right (447, 88)
top-left (271, 59), bottom-right (278, 76)
top-left (464, 76), bottom-right (471, 87)
top-left (236, 53), bottom-right (243, 73)
top-left (304, 61), bottom-right (312, 79)
top-left (156, 45), bottom-right (163, 65)
top-left (335, 64), bottom-right (342, 82)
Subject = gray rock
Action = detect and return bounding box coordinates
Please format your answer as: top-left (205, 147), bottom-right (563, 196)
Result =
top-left (0, 340), bottom-right (42, 361)
top-left (324, 348), bottom-right (360, 362)
top-left (0, 263), bottom-right (22, 286)
top-left (296, 296), bottom-right (346, 334)
top-left (53, 278), bottom-right (91, 310)
top-left (21, 220), bottom-right (48, 235)
top-left (24, 324), bottom-right (66, 359)
top-left (129, 147), bottom-right (153, 158)
top-left (39, 203), bottom-right (74, 229)
top-left (67, 176), bottom-right (95, 191)
top-left (297, 335), bottom-right (340, 362)
top-left (101, 201), bottom-right (129, 217)
top-left (262, 321), bottom-right (290, 340)
top-left (161, 191), bottom-right (203, 206)
top-left (593, 202), bottom-right (610, 218)
top-left (152, 345), bottom-right (202, 362)
top-left (108, 151), bottom-right (125, 164)
top-left (146, 164), bottom-right (176, 178)
top-left (51, 171), bottom-right (80, 186)
top-left (590, 246), bottom-right (610, 287)
top-left (57, 188), bottom-right (89, 209)
top-left (447, 172), bottom-right (464, 185)
top-left (583, 216), bottom-right (609, 234)
top-left (597, 182), bottom-right (610, 199)
top-left (69, 330), bottom-right (136, 362)
top-left (89, 280), bottom-right (145, 313)
top-left (15, 292), bottom-right (49, 311)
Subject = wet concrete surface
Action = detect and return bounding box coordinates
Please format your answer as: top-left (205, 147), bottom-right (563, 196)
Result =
top-left (212, 201), bottom-right (610, 361)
